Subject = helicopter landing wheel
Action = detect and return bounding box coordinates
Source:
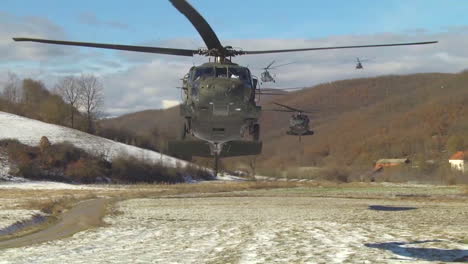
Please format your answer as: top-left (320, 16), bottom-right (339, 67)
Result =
top-left (253, 124), bottom-right (260, 141)
top-left (213, 153), bottom-right (219, 177)
top-left (180, 123), bottom-right (187, 140)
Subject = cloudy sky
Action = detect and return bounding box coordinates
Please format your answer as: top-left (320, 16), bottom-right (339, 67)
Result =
top-left (1, 0), bottom-right (468, 116)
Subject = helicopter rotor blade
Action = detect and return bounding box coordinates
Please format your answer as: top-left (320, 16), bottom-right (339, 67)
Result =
top-left (273, 102), bottom-right (306, 112)
top-left (256, 92), bottom-right (287, 95)
top-left (12, 38), bottom-right (197, 56)
top-left (243, 41), bottom-right (437, 55)
top-left (263, 109), bottom-right (294, 112)
top-left (264, 109), bottom-right (317, 115)
top-left (269, 61), bottom-right (296, 69)
top-left (260, 88), bottom-right (303, 92)
top-left (169, 0), bottom-right (223, 52)
top-left (265, 60), bottom-right (276, 70)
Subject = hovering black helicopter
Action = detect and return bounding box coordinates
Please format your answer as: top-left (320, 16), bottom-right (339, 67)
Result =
top-left (268, 102), bottom-right (314, 141)
top-left (260, 60), bottom-right (295, 83)
top-left (12, 0), bottom-right (437, 175)
top-left (355, 57), bottom-right (370, 69)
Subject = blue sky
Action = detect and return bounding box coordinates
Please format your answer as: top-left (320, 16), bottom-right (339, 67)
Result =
top-left (3, 0), bottom-right (468, 42)
top-left (1, 1), bottom-right (468, 115)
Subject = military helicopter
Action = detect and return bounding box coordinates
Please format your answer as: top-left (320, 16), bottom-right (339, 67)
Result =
top-left (13, 0), bottom-right (437, 175)
top-left (355, 57), bottom-right (370, 69)
top-left (260, 60), bottom-right (295, 83)
top-left (268, 102), bottom-right (314, 141)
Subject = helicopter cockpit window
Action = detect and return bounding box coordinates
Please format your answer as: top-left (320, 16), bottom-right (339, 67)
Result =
top-left (290, 117), bottom-right (303, 126)
top-left (228, 67), bottom-right (252, 87)
top-left (193, 67), bottom-right (214, 81)
top-left (215, 67), bottom-right (228, 78)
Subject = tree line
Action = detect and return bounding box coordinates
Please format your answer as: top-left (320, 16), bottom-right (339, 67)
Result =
top-left (1, 73), bottom-right (103, 133)
top-left (1, 73), bottom-right (164, 152)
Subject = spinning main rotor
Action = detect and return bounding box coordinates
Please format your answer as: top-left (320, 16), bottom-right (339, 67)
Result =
top-left (13, 0), bottom-right (437, 62)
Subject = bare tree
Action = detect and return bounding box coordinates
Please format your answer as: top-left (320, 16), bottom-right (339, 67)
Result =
top-left (78, 74), bottom-right (104, 133)
top-left (1, 72), bottom-right (21, 103)
top-left (55, 76), bottom-right (80, 128)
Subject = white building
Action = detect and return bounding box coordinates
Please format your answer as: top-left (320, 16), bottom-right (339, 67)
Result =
top-left (449, 151), bottom-right (465, 172)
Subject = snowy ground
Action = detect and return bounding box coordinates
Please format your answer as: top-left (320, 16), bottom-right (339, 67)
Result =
top-left (0, 181), bottom-right (119, 190)
top-left (0, 111), bottom-right (188, 167)
top-left (0, 150), bottom-right (23, 182)
top-left (0, 209), bottom-right (42, 231)
top-left (0, 186), bottom-right (466, 264)
top-left (0, 151), bottom-right (8, 177)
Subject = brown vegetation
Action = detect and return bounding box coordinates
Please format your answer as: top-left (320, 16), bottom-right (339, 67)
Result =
top-left (0, 139), bottom-right (208, 184)
top-left (98, 107), bottom-right (182, 152)
top-left (100, 71), bottom-right (468, 184)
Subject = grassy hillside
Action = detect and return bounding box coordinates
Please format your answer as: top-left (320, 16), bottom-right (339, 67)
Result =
top-left (99, 107), bottom-right (182, 151)
top-left (100, 71), bottom-right (468, 180)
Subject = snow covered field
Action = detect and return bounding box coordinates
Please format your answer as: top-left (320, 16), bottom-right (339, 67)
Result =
top-left (0, 111), bottom-right (188, 167)
top-left (0, 186), bottom-right (466, 264)
top-left (0, 208), bottom-right (41, 231)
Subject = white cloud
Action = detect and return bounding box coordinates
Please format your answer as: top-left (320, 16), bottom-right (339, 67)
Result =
top-left (2, 14), bottom-right (468, 117)
top-left (101, 59), bottom-right (189, 115)
top-left (0, 12), bottom-right (75, 61)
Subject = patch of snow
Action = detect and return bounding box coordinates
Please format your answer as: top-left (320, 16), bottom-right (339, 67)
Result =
top-left (0, 181), bottom-right (119, 190)
top-left (0, 111), bottom-right (189, 168)
top-left (0, 150), bottom-right (10, 178)
top-left (0, 209), bottom-right (42, 230)
top-left (0, 150), bottom-right (25, 182)
top-left (216, 173), bottom-right (246, 181)
top-left (0, 213), bottom-right (47, 236)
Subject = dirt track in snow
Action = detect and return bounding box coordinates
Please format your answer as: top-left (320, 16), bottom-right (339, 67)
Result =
top-left (0, 198), bottom-right (108, 249)
top-left (0, 184), bottom-right (467, 263)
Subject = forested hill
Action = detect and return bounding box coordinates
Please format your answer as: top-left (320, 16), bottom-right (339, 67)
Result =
top-left (101, 71), bottom-right (468, 172)
top-left (258, 71), bottom-right (468, 170)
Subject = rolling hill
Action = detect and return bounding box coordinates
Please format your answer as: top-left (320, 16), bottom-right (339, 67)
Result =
top-left (100, 71), bottom-right (468, 176)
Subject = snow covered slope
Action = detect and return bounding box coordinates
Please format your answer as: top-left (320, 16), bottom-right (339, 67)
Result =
top-left (0, 150), bottom-right (12, 180)
top-left (0, 111), bottom-right (189, 168)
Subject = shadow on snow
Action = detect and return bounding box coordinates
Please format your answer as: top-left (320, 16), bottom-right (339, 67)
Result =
top-left (365, 240), bottom-right (468, 263)
top-left (368, 205), bottom-right (418, 211)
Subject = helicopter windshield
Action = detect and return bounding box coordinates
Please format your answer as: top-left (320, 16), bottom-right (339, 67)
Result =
top-left (229, 67), bottom-right (248, 80)
top-left (229, 67), bottom-right (252, 87)
top-left (215, 67), bottom-right (228, 78)
top-left (193, 67), bottom-right (214, 81)
top-left (192, 66), bottom-right (252, 87)
top-left (290, 114), bottom-right (309, 126)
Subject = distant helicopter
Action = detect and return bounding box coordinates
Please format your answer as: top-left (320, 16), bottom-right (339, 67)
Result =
top-left (260, 61), bottom-right (295, 84)
top-left (355, 57), bottom-right (370, 69)
top-left (268, 102), bottom-right (314, 141)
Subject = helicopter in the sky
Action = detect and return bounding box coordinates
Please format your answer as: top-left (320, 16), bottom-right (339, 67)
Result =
top-left (268, 102), bottom-right (314, 141)
top-left (260, 60), bottom-right (295, 84)
top-left (13, 0), bottom-right (437, 175)
top-left (355, 57), bottom-right (371, 69)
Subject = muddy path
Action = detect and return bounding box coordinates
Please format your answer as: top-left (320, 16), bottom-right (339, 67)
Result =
top-left (0, 198), bottom-right (109, 249)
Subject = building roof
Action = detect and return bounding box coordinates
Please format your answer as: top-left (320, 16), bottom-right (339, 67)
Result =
top-left (376, 158), bottom-right (410, 164)
top-left (449, 151), bottom-right (465, 160)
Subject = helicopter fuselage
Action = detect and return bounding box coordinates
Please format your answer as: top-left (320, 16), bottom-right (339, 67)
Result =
top-left (179, 62), bottom-right (261, 145)
top-left (260, 70), bottom-right (275, 83)
top-left (287, 114), bottom-right (314, 136)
